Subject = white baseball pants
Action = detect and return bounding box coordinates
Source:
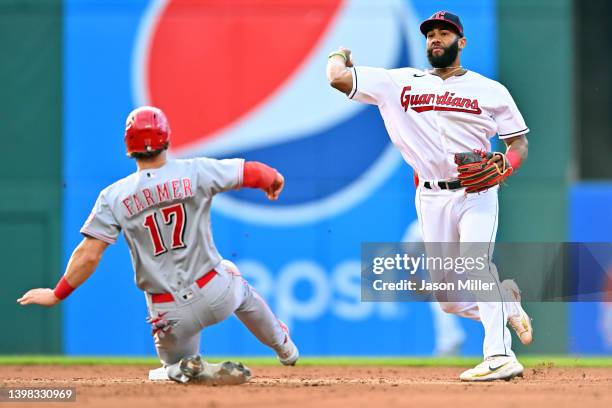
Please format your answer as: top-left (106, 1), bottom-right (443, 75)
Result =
top-left (415, 183), bottom-right (514, 358)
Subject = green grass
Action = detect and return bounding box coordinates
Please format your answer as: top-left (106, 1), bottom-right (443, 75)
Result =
top-left (1, 355), bottom-right (611, 368)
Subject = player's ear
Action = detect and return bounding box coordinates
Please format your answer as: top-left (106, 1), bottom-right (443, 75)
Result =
top-left (458, 37), bottom-right (467, 50)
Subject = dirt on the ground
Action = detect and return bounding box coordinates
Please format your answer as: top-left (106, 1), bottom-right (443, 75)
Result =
top-left (1, 364), bottom-right (611, 408)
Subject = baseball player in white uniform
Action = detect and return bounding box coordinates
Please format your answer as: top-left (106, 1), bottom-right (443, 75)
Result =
top-left (327, 11), bottom-right (533, 381)
top-left (18, 106), bottom-right (299, 384)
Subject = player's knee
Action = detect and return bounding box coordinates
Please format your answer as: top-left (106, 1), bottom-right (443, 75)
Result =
top-left (438, 302), bottom-right (461, 314)
top-left (220, 259), bottom-right (241, 276)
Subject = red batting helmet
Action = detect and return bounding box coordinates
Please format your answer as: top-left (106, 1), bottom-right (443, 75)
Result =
top-left (124, 106), bottom-right (171, 157)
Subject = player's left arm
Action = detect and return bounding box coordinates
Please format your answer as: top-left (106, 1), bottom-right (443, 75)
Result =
top-left (199, 158), bottom-right (284, 200)
top-left (242, 161), bottom-right (284, 200)
top-left (489, 82), bottom-right (530, 172)
top-left (487, 134), bottom-right (528, 171)
top-left (17, 237), bottom-right (109, 307)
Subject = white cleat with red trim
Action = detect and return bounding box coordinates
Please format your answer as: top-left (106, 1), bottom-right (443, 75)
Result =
top-left (276, 320), bottom-right (299, 366)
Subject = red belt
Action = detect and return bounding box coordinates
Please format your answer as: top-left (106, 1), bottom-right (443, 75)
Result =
top-left (151, 270), bottom-right (217, 304)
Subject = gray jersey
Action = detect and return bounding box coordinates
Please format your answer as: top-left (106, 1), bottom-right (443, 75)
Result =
top-left (81, 157), bottom-right (244, 293)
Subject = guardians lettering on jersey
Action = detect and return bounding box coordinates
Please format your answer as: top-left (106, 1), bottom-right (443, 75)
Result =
top-left (400, 86), bottom-right (482, 115)
top-left (122, 178), bottom-right (194, 217)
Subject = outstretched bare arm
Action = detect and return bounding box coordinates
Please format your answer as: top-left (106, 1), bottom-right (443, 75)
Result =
top-left (18, 237), bottom-right (108, 306)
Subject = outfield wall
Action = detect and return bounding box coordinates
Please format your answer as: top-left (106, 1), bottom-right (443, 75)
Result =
top-left (0, 0), bottom-right (62, 354)
top-left (497, 0), bottom-right (573, 355)
top-left (569, 184), bottom-right (612, 354)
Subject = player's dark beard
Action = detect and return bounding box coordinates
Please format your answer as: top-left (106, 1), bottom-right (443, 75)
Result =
top-left (427, 38), bottom-right (460, 68)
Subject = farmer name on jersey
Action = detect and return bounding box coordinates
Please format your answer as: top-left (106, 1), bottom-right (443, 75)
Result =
top-left (400, 86), bottom-right (482, 115)
top-left (122, 178), bottom-right (193, 217)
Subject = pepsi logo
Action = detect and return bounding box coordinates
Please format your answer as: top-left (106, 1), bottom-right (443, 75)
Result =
top-left (132, 0), bottom-right (426, 225)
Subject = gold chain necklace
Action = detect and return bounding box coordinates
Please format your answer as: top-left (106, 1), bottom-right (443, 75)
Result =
top-left (431, 66), bottom-right (465, 80)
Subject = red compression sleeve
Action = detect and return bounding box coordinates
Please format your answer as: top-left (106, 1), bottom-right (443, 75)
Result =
top-left (53, 276), bottom-right (75, 300)
top-left (243, 161), bottom-right (277, 189)
top-left (506, 150), bottom-right (522, 170)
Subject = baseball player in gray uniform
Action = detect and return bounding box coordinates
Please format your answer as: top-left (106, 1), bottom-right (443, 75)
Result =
top-left (18, 106), bottom-right (299, 384)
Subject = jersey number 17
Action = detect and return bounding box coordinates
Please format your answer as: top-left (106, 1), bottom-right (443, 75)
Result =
top-left (143, 203), bottom-right (187, 256)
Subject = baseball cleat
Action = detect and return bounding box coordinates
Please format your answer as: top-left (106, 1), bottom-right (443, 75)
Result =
top-left (178, 355), bottom-right (251, 385)
top-left (149, 366), bottom-right (170, 381)
top-left (459, 355), bottom-right (524, 382)
top-left (501, 279), bottom-right (533, 345)
top-left (276, 320), bottom-right (299, 366)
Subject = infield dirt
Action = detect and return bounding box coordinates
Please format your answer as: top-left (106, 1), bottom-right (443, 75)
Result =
top-left (1, 364), bottom-right (611, 408)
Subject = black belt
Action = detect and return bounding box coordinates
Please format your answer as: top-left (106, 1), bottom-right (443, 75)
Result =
top-left (423, 180), bottom-right (463, 190)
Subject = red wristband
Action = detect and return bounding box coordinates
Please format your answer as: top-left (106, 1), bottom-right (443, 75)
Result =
top-left (53, 276), bottom-right (75, 300)
top-left (506, 150), bottom-right (522, 170)
top-left (243, 161), bottom-right (277, 189)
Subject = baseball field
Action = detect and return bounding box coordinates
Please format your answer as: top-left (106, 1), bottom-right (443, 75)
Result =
top-left (1, 356), bottom-right (611, 408)
top-left (3, 0), bottom-right (612, 407)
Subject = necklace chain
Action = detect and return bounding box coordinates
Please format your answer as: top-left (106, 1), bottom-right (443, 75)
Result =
top-left (431, 66), bottom-right (465, 80)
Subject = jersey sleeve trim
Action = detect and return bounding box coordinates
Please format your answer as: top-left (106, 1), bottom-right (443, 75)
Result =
top-left (80, 228), bottom-right (117, 244)
top-left (348, 67), bottom-right (358, 99)
top-left (499, 127), bottom-right (530, 139)
top-left (236, 158), bottom-right (245, 188)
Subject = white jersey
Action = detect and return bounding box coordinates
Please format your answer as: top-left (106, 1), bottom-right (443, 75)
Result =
top-left (80, 157), bottom-right (244, 293)
top-left (348, 67), bottom-right (529, 180)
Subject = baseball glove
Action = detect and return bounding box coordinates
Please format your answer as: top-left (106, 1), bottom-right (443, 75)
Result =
top-left (454, 150), bottom-right (513, 193)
